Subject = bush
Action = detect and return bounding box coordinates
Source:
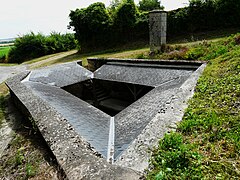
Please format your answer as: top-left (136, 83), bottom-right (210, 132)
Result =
top-left (7, 32), bottom-right (77, 64)
top-left (69, 2), bottom-right (112, 52)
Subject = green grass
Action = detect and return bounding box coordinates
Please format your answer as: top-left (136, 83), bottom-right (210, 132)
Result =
top-left (0, 63), bottom-right (18, 66)
top-left (0, 46), bottom-right (11, 59)
top-left (147, 34), bottom-right (240, 179)
top-left (27, 47), bottom-right (149, 69)
top-left (22, 52), bottom-right (66, 65)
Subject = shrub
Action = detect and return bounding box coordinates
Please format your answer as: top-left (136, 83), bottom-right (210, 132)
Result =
top-left (7, 32), bottom-right (77, 63)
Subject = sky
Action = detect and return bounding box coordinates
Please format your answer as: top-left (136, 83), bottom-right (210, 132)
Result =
top-left (0, 0), bottom-right (189, 39)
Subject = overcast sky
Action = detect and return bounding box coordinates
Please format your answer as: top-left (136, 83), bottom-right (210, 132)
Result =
top-left (0, 0), bottom-right (189, 39)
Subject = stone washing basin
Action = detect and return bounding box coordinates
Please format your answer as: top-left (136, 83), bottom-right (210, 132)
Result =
top-left (6, 58), bottom-right (206, 179)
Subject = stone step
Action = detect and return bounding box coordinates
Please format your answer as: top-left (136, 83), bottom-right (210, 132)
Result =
top-left (97, 96), bottom-right (110, 102)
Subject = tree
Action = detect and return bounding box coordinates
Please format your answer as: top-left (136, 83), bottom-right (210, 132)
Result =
top-left (69, 2), bottom-right (112, 51)
top-left (114, 0), bottom-right (138, 29)
top-left (138, 0), bottom-right (163, 11)
top-left (109, 0), bottom-right (121, 10)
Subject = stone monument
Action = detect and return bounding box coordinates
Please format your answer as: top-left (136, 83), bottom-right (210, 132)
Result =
top-left (149, 10), bottom-right (167, 52)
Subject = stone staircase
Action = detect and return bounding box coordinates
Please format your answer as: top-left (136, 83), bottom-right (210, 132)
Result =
top-left (94, 84), bottom-right (110, 102)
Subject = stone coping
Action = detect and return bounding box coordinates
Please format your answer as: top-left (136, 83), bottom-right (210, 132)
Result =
top-left (87, 57), bottom-right (205, 71)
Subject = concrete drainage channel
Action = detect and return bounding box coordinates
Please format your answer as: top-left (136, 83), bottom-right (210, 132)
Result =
top-left (6, 58), bottom-right (206, 179)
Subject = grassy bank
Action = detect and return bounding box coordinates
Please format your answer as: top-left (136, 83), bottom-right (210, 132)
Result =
top-left (147, 35), bottom-right (240, 179)
top-left (0, 114), bottom-right (61, 179)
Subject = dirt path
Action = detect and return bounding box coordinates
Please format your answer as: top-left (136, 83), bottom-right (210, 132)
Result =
top-left (25, 50), bottom-right (78, 69)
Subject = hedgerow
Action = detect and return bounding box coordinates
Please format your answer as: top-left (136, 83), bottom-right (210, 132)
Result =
top-left (7, 32), bottom-right (77, 64)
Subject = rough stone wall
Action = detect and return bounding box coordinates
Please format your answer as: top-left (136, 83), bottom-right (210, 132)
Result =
top-left (149, 11), bottom-right (167, 52)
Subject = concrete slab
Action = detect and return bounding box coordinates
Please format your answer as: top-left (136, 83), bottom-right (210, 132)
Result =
top-left (115, 64), bottom-right (207, 171)
top-left (114, 77), bottom-right (189, 159)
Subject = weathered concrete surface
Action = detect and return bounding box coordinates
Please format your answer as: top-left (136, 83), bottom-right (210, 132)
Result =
top-left (0, 119), bottom-right (12, 157)
top-left (0, 97), bottom-right (24, 158)
top-left (114, 77), bottom-right (190, 159)
top-left (0, 65), bottom-right (27, 84)
top-left (6, 72), bottom-right (141, 179)
top-left (115, 64), bottom-right (207, 172)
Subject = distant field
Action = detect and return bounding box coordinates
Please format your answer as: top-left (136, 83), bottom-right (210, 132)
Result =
top-left (0, 46), bottom-right (12, 58)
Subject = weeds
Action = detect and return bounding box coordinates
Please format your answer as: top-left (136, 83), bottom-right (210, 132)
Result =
top-left (26, 163), bottom-right (37, 178)
top-left (139, 33), bottom-right (240, 62)
top-left (15, 147), bottom-right (25, 165)
top-left (0, 95), bottom-right (6, 126)
top-left (0, 103), bottom-right (59, 179)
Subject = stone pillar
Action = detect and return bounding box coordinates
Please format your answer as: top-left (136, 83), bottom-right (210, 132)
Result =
top-left (149, 10), bottom-right (167, 52)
